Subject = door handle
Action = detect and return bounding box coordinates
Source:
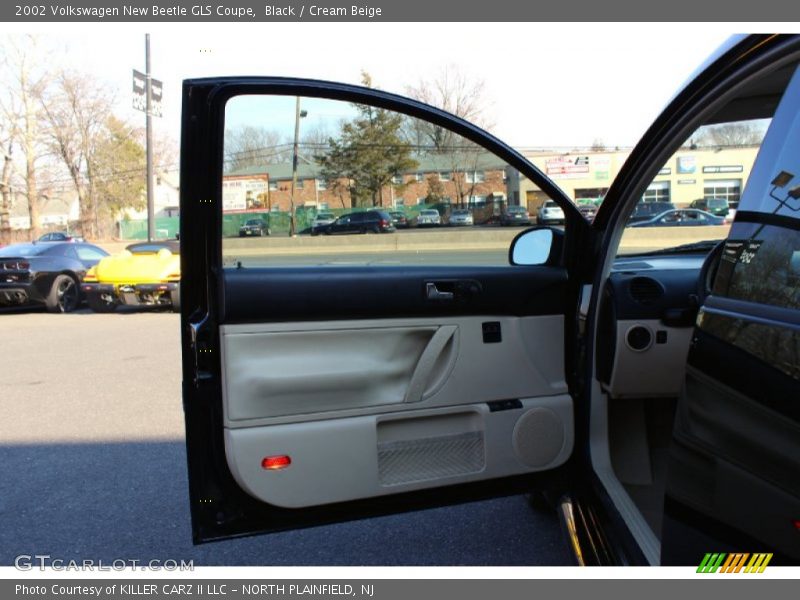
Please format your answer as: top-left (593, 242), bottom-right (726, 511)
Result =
top-left (404, 325), bottom-right (458, 403)
top-left (426, 282), bottom-right (454, 301)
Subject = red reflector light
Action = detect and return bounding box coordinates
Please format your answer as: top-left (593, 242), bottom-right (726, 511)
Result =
top-left (261, 455), bottom-right (291, 470)
top-left (794, 519), bottom-right (800, 531)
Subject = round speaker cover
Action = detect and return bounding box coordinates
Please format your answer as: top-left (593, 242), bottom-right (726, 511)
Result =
top-left (512, 407), bottom-right (565, 468)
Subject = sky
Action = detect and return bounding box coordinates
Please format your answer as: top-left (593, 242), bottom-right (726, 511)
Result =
top-left (1, 23), bottom-right (794, 152)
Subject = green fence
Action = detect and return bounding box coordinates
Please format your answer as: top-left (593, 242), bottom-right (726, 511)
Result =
top-left (118, 217), bottom-right (180, 240)
top-left (117, 204), bottom-right (467, 240)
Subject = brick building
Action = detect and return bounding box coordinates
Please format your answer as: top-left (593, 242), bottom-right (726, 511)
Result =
top-left (222, 152), bottom-right (511, 213)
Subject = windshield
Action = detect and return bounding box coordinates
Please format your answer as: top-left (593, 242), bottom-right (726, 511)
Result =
top-left (0, 244), bottom-right (52, 257)
top-left (126, 243), bottom-right (177, 254)
top-left (617, 117), bottom-right (769, 256)
top-left (508, 206), bottom-right (526, 213)
top-left (245, 219), bottom-right (263, 225)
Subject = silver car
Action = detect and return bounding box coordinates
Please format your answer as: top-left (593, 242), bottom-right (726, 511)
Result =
top-left (311, 212), bottom-right (336, 229)
top-left (448, 209), bottom-right (473, 226)
top-left (415, 209), bottom-right (441, 227)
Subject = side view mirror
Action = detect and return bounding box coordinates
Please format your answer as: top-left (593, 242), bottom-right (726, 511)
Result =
top-left (508, 227), bottom-right (560, 266)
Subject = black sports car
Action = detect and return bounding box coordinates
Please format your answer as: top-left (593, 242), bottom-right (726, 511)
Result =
top-left (0, 242), bottom-right (109, 313)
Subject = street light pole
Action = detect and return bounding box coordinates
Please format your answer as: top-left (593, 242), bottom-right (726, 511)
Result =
top-left (145, 33), bottom-right (155, 242)
top-left (289, 97), bottom-right (307, 237)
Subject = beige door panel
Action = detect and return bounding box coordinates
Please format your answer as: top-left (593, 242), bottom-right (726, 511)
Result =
top-left (225, 396), bottom-right (573, 508)
top-left (221, 315), bottom-right (567, 427)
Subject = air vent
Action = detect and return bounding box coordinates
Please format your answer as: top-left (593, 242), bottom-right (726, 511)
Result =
top-left (628, 277), bottom-right (664, 304)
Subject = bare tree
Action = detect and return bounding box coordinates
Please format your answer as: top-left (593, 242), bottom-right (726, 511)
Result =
top-left (0, 130), bottom-right (14, 243)
top-left (405, 67), bottom-right (497, 208)
top-left (225, 126), bottom-right (285, 172)
top-left (41, 69), bottom-right (115, 239)
top-left (695, 121), bottom-right (767, 147)
top-left (404, 65), bottom-right (494, 152)
top-left (0, 35), bottom-right (52, 239)
top-left (297, 124), bottom-right (331, 164)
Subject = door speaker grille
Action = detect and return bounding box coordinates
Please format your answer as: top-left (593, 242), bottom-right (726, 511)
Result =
top-left (378, 431), bottom-right (485, 486)
top-left (512, 408), bottom-right (565, 468)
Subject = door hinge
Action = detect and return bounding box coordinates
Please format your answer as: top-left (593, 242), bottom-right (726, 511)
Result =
top-left (189, 314), bottom-right (214, 385)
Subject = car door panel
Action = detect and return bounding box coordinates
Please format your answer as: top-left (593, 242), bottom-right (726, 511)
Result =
top-left (226, 394), bottom-right (573, 509)
top-left (220, 266), bottom-right (569, 322)
top-left (180, 76), bottom-right (589, 543)
top-left (219, 298), bottom-right (572, 508)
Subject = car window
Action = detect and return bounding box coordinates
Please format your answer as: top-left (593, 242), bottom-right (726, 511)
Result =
top-left (75, 246), bottom-right (108, 261)
top-left (617, 115), bottom-right (771, 255)
top-left (712, 65), bottom-right (800, 312)
top-left (47, 244), bottom-right (77, 258)
top-left (222, 95), bottom-right (554, 267)
top-left (126, 243), bottom-right (178, 254)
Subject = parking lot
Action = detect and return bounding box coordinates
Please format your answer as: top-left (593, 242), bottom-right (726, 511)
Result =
top-left (0, 309), bottom-right (571, 566)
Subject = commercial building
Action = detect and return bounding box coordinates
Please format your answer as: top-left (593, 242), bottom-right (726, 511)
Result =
top-left (508, 145), bottom-right (759, 212)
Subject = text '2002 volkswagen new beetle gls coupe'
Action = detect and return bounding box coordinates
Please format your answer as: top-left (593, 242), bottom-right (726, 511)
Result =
top-left (177, 35), bottom-right (800, 566)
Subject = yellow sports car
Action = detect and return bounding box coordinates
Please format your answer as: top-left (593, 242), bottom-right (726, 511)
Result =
top-left (81, 240), bottom-right (180, 312)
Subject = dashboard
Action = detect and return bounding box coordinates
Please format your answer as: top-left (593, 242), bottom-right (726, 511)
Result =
top-left (597, 254), bottom-right (708, 399)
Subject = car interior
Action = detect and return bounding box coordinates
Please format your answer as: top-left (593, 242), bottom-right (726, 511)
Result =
top-left (587, 57), bottom-right (800, 564)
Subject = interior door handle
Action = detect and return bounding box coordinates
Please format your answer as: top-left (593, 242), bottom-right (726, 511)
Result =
top-left (404, 325), bottom-right (458, 403)
top-left (426, 282), bottom-right (454, 301)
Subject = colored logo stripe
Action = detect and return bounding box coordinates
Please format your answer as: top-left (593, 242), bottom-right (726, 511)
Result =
top-left (744, 553), bottom-right (773, 573)
top-left (697, 553), bottom-right (773, 573)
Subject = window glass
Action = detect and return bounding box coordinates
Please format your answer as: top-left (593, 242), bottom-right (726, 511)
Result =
top-left (46, 244), bottom-right (77, 258)
top-left (617, 117), bottom-right (769, 255)
top-left (75, 246), bottom-right (107, 261)
top-left (223, 95), bottom-right (552, 267)
top-left (704, 179), bottom-right (741, 207)
top-left (712, 65), bottom-right (800, 311)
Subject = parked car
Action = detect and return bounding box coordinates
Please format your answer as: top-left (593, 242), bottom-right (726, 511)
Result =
top-left (500, 205), bottom-right (531, 226)
top-left (629, 208), bottom-right (725, 227)
top-left (179, 35), bottom-right (800, 566)
top-left (388, 211), bottom-right (410, 229)
top-left (448, 209), bottom-right (473, 226)
top-left (238, 218), bottom-right (270, 237)
top-left (0, 241), bottom-right (108, 312)
top-left (627, 201), bottom-right (676, 223)
top-left (537, 200), bottom-right (565, 225)
top-left (81, 240), bottom-right (180, 312)
top-left (414, 209), bottom-right (441, 227)
top-left (312, 210), bottom-right (395, 235)
top-left (688, 197), bottom-right (730, 216)
top-left (37, 231), bottom-right (84, 243)
top-left (311, 212), bottom-right (337, 231)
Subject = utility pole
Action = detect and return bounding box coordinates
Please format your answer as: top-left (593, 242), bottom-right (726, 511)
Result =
top-left (289, 97), bottom-right (307, 237)
top-left (145, 34), bottom-right (155, 242)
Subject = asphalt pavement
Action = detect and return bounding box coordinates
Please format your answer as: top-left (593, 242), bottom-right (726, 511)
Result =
top-left (0, 309), bottom-right (572, 566)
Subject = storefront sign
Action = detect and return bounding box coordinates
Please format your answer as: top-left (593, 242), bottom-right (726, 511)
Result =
top-left (702, 165), bottom-right (744, 173)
